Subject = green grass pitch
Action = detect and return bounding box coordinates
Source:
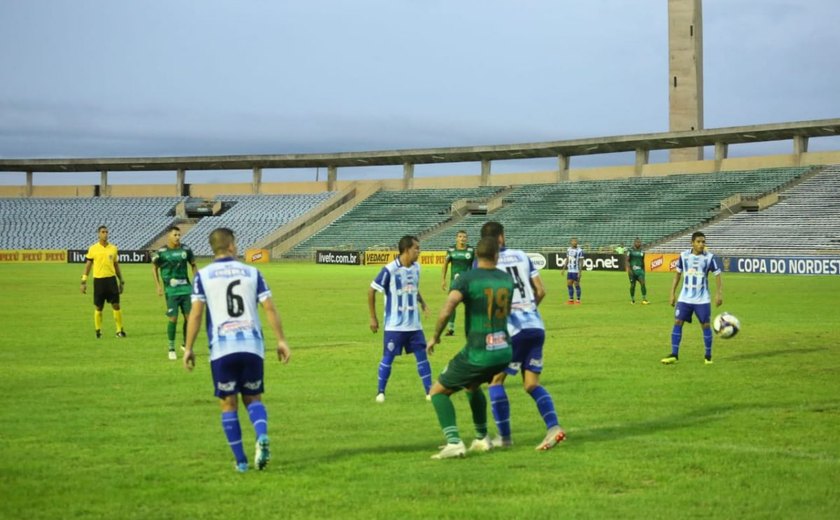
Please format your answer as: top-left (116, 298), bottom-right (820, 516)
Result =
top-left (1, 262), bottom-right (838, 519)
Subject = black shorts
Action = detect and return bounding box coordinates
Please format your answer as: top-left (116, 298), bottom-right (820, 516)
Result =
top-left (93, 276), bottom-right (120, 307)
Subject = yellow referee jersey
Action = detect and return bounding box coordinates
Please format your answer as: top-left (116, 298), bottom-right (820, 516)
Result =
top-left (85, 242), bottom-right (119, 278)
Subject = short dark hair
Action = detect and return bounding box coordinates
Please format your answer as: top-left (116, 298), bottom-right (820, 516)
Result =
top-left (209, 227), bottom-right (235, 255)
top-left (398, 235), bottom-right (418, 253)
top-left (480, 221), bottom-right (504, 239)
top-left (691, 231), bottom-right (706, 241)
top-left (475, 236), bottom-right (499, 261)
top-left (456, 230), bottom-right (467, 235)
top-left (167, 225), bottom-right (181, 232)
top-left (97, 225), bottom-right (108, 232)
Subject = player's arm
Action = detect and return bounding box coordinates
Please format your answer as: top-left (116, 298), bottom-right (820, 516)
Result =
top-left (427, 290), bottom-right (463, 354)
top-left (625, 253), bottom-right (631, 275)
top-left (152, 261), bottom-right (163, 296)
top-left (80, 259), bottom-right (93, 293)
top-left (417, 291), bottom-right (428, 314)
top-left (114, 257), bottom-right (125, 293)
top-left (183, 300), bottom-right (204, 371)
top-left (368, 286), bottom-right (379, 333)
top-left (531, 274), bottom-right (546, 306)
top-left (669, 271), bottom-right (682, 307)
top-left (261, 297), bottom-right (291, 364)
top-left (441, 256), bottom-right (451, 291)
top-left (714, 272), bottom-right (723, 307)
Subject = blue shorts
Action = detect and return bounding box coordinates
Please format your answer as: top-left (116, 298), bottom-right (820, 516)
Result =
top-left (210, 352), bottom-right (264, 398)
top-left (674, 302), bottom-right (712, 325)
top-left (383, 330), bottom-right (427, 356)
top-left (567, 272), bottom-right (580, 282)
top-left (504, 328), bottom-right (546, 376)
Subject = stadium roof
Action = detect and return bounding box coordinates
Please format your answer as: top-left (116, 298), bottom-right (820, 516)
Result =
top-left (1, 118), bottom-right (839, 172)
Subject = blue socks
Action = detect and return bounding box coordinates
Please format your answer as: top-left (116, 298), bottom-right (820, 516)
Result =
top-left (489, 385), bottom-right (511, 439)
top-left (567, 286), bottom-right (574, 300)
top-left (414, 349), bottom-right (433, 394)
top-left (529, 385), bottom-right (559, 429)
top-left (221, 411), bottom-right (247, 465)
top-left (247, 401), bottom-right (268, 438)
top-left (671, 324), bottom-right (683, 356)
top-left (703, 327), bottom-right (713, 358)
top-left (377, 353), bottom-right (394, 394)
top-left (576, 285), bottom-right (581, 300)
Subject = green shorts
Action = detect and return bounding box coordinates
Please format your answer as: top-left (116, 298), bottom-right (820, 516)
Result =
top-left (165, 293), bottom-right (192, 318)
top-left (438, 350), bottom-right (509, 391)
top-left (629, 270), bottom-right (646, 283)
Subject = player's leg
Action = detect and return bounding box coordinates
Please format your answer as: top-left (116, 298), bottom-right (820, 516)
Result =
top-left (488, 371), bottom-right (512, 446)
top-left (629, 276), bottom-right (637, 303)
top-left (165, 294), bottom-right (178, 358)
top-left (574, 278), bottom-right (582, 303)
top-left (697, 303), bottom-right (713, 363)
top-left (376, 333), bottom-right (398, 401)
top-left (566, 276), bottom-right (574, 303)
top-left (241, 356), bottom-right (270, 469)
top-left (639, 274), bottom-right (648, 304)
top-left (409, 331), bottom-right (433, 398)
top-left (430, 353), bottom-right (469, 458)
top-left (662, 304), bottom-right (689, 364)
top-left (92, 279), bottom-right (105, 337)
top-left (109, 279), bottom-right (125, 337)
top-left (465, 382), bottom-right (492, 452)
top-left (213, 356), bottom-right (248, 471)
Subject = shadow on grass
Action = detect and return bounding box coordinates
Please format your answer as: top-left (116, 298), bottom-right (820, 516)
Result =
top-left (724, 346), bottom-right (829, 362)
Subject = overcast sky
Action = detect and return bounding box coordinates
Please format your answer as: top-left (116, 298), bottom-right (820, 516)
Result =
top-left (1, 0), bottom-right (839, 184)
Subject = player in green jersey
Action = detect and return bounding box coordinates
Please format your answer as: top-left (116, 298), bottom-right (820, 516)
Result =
top-left (626, 237), bottom-right (649, 304)
top-left (441, 230), bottom-right (474, 336)
top-left (426, 236), bottom-right (513, 459)
top-left (152, 226), bottom-right (197, 360)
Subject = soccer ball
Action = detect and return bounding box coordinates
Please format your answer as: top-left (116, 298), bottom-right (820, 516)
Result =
top-left (712, 312), bottom-right (741, 339)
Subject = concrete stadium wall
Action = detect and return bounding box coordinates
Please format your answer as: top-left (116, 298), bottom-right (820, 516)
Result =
top-left (3, 150), bottom-right (839, 198)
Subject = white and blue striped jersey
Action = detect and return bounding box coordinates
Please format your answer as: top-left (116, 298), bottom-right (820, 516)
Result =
top-left (496, 248), bottom-right (544, 336)
top-left (371, 259), bottom-right (423, 332)
top-left (192, 258), bottom-right (271, 362)
top-left (675, 249), bottom-right (721, 304)
top-left (566, 246), bottom-right (584, 273)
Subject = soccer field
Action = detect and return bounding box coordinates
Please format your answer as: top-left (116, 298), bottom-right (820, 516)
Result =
top-left (1, 262), bottom-right (839, 519)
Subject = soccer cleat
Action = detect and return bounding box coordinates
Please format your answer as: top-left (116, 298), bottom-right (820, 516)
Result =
top-left (426, 394), bottom-right (431, 402)
top-left (445, 329), bottom-right (455, 336)
top-left (660, 355), bottom-right (679, 365)
top-left (115, 331), bottom-right (127, 338)
top-left (375, 393), bottom-right (385, 403)
top-left (630, 300), bottom-right (635, 304)
top-left (468, 437), bottom-right (493, 453)
top-left (490, 436), bottom-right (513, 449)
top-left (168, 350), bottom-right (177, 360)
top-left (536, 426), bottom-right (566, 451)
top-left (566, 300), bottom-right (575, 305)
top-left (255, 434), bottom-right (271, 470)
top-left (96, 330), bottom-right (102, 339)
top-left (180, 344), bottom-right (186, 352)
top-left (431, 441), bottom-right (466, 459)
top-left (575, 300), bottom-right (582, 305)
top-left (704, 357), bottom-right (714, 365)
top-left (642, 300), bottom-right (650, 305)
top-left (235, 461), bottom-right (249, 473)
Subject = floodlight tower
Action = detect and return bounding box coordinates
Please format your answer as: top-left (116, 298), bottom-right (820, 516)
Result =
top-left (669, 0), bottom-right (704, 161)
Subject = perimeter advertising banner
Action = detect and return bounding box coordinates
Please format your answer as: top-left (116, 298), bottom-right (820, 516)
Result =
top-left (0, 249), bottom-right (67, 263)
top-left (722, 256), bottom-right (840, 275)
top-left (646, 253), bottom-right (681, 273)
top-left (316, 250), bottom-right (363, 265)
top-left (364, 250), bottom-right (448, 266)
top-left (546, 252), bottom-right (625, 271)
top-left (244, 249), bottom-right (270, 263)
top-left (66, 249), bottom-right (151, 264)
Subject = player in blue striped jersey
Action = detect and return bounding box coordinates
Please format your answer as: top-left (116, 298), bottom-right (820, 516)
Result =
top-left (481, 222), bottom-right (566, 450)
top-left (368, 235), bottom-right (433, 403)
top-left (661, 231), bottom-right (723, 365)
top-left (183, 228), bottom-right (291, 472)
top-left (565, 237), bottom-right (584, 304)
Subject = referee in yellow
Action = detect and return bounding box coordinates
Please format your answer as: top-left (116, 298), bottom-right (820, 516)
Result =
top-left (80, 225), bottom-right (126, 338)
